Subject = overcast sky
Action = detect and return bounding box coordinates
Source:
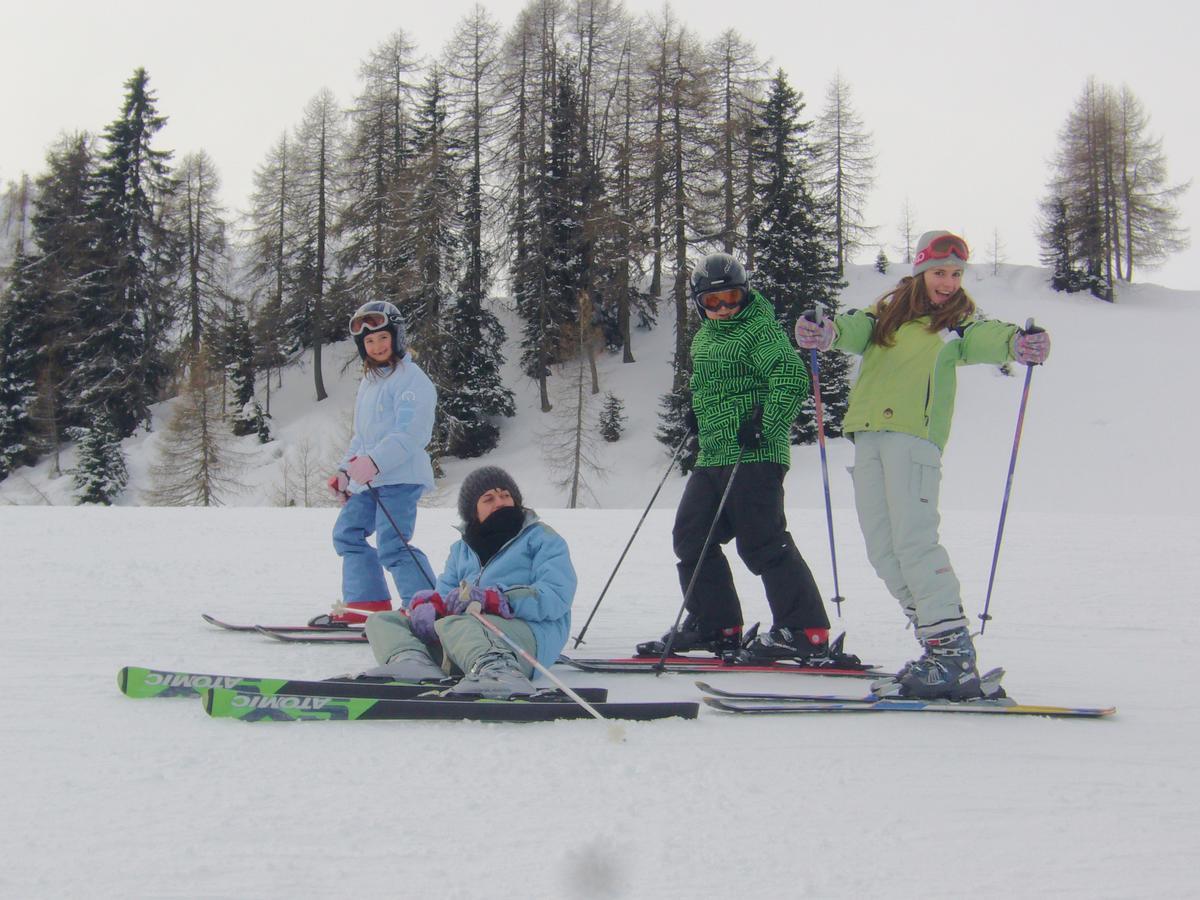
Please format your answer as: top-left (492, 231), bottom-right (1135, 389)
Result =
top-left (6, 0), bottom-right (1199, 290)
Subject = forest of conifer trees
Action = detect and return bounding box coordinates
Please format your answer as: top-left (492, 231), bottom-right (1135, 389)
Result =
top-left (0, 1), bottom-right (1187, 505)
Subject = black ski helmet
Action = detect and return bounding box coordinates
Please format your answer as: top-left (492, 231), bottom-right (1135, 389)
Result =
top-left (689, 252), bottom-right (749, 317)
top-left (349, 300), bottom-right (406, 360)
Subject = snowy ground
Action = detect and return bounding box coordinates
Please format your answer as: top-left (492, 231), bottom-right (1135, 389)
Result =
top-left (3, 264), bottom-right (1199, 898)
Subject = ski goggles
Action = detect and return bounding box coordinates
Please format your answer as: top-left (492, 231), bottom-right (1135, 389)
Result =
top-left (698, 287), bottom-right (746, 311)
top-left (349, 311), bottom-right (388, 335)
top-left (913, 234), bottom-right (970, 268)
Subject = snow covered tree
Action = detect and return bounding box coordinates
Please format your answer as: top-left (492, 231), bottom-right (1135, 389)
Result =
top-left (79, 67), bottom-right (179, 438)
top-left (598, 391), bottom-right (626, 442)
top-left (217, 298), bottom-right (258, 436)
top-left (397, 67), bottom-right (464, 369)
top-left (874, 247), bottom-right (889, 274)
top-left (0, 257), bottom-right (39, 478)
top-left (71, 410), bottom-right (127, 504)
top-left (747, 69), bottom-right (849, 441)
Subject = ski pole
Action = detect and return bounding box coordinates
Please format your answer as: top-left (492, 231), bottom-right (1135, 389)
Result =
top-left (467, 607), bottom-right (625, 741)
top-left (805, 305), bottom-right (845, 617)
top-left (655, 446), bottom-right (746, 674)
top-left (572, 431), bottom-right (691, 648)
top-left (978, 318), bottom-right (1040, 634)
top-left (366, 483), bottom-right (437, 590)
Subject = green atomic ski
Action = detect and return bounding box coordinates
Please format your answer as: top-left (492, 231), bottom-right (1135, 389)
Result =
top-left (202, 687), bottom-right (699, 723)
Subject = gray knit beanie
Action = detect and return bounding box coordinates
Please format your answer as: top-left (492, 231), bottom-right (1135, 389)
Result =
top-left (912, 230), bottom-right (969, 276)
top-left (457, 466), bottom-right (523, 524)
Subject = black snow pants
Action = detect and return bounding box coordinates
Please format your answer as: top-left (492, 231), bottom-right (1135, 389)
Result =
top-left (671, 461), bottom-right (830, 632)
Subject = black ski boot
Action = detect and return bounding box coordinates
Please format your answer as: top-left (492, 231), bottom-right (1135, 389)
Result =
top-left (635, 615), bottom-right (742, 658)
top-left (727, 627), bottom-right (863, 669)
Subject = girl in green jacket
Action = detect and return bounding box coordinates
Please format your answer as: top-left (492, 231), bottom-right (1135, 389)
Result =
top-left (794, 231), bottom-right (1050, 700)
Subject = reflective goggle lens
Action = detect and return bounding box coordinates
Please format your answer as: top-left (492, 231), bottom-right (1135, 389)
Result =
top-left (914, 234), bottom-right (969, 268)
top-left (350, 312), bottom-right (387, 335)
top-left (700, 288), bottom-right (745, 311)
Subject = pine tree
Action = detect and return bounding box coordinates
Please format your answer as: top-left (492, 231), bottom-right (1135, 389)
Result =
top-left (398, 66), bottom-right (464, 370)
top-left (71, 410), bottom-right (128, 504)
top-left (0, 257), bottom-right (39, 478)
top-left (598, 392), bottom-right (626, 442)
top-left (80, 67), bottom-right (178, 438)
top-left (219, 299), bottom-right (258, 436)
top-left (874, 247), bottom-right (889, 274)
top-left (439, 292), bottom-right (514, 458)
top-left (747, 70), bottom-right (849, 441)
top-left (8, 133), bottom-right (99, 470)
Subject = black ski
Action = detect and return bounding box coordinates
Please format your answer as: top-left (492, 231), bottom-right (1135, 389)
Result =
top-left (254, 625), bottom-right (369, 643)
top-left (559, 654), bottom-right (888, 679)
top-left (203, 687), bottom-right (697, 722)
top-left (202, 613), bottom-right (364, 634)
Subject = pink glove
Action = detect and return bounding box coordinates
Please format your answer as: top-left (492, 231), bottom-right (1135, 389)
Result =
top-left (1014, 329), bottom-right (1051, 365)
top-left (794, 315), bottom-right (835, 351)
top-left (346, 455), bottom-right (379, 484)
top-left (407, 590), bottom-right (447, 645)
top-left (327, 471), bottom-right (349, 502)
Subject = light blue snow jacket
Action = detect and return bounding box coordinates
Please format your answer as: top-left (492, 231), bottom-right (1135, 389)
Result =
top-left (340, 355), bottom-right (437, 495)
top-left (420, 510), bottom-right (577, 670)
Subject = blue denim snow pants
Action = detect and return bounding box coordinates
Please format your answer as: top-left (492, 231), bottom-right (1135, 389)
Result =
top-left (332, 485), bottom-right (435, 605)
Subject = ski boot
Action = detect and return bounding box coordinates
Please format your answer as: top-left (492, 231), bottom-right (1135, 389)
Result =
top-left (308, 599), bottom-right (392, 627)
top-left (726, 626), bottom-right (862, 668)
top-left (876, 626), bottom-right (1001, 701)
top-left (448, 649), bottom-right (535, 699)
top-left (634, 614), bottom-right (742, 658)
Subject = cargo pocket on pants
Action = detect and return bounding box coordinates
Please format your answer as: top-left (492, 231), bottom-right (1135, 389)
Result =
top-left (910, 440), bottom-right (943, 505)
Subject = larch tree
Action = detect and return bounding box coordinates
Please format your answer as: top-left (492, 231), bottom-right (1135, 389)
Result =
top-left (812, 72), bottom-right (876, 274)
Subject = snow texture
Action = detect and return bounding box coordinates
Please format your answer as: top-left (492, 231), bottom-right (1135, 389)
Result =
top-left (2, 263), bottom-right (1197, 898)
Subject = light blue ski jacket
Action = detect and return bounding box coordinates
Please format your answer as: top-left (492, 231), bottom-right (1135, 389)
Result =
top-left (340, 355), bottom-right (436, 495)
top-left (423, 510), bottom-right (577, 669)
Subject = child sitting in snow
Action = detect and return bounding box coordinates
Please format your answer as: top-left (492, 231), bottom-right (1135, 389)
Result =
top-left (362, 467), bottom-right (577, 698)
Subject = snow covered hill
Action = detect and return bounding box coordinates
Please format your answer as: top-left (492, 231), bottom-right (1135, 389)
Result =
top-left (2, 264), bottom-right (1198, 898)
top-left (4, 261), bottom-right (1197, 517)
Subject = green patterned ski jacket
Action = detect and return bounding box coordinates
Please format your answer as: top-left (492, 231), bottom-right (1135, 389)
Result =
top-left (690, 291), bottom-right (808, 468)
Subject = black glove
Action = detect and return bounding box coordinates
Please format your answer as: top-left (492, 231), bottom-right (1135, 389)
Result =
top-left (683, 408), bottom-right (699, 436)
top-left (736, 405), bottom-right (764, 451)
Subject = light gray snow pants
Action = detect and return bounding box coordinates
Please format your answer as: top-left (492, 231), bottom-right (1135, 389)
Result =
top-left (366, 610), bottom-right (537, 678)
top-left (850, 431), bottom-right (967, 639)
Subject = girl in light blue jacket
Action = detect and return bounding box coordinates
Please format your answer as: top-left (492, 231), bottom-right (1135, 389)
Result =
top-left (314, 300), bottom-right (437, 626)
top-left (364, 466), bottom-right (578, 697)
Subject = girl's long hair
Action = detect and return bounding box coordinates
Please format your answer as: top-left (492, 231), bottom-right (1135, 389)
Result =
top-left (871, 275), bottom-right (975, 347)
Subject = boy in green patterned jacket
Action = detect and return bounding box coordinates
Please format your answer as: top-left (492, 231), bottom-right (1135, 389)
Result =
top-left (636, 252), bottom-right (856, 666)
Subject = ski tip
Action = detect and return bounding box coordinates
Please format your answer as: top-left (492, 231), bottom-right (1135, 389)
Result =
top-left (117, 666), bottom-right (130, 695)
